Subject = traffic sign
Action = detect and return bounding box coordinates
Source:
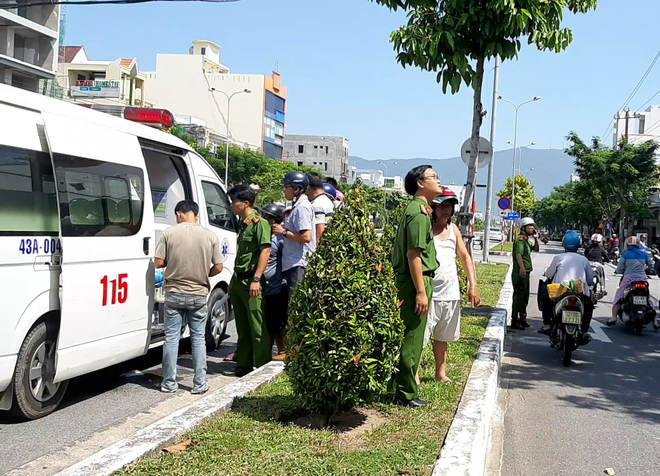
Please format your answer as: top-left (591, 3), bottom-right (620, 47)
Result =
top-left (598, 223), bottom-right (605, 229)
top-left (498, 197), bottom-right (510, 210)
top-left (605, 222), bottom-right (612, 230)
top-left (461, 137), bottom-right (493, 169)
top-left (602, 213), bottom-right (609, 221)
top-left (506, 212), bottom-right (520, 221)
top-left (499, 210), bottom-right (508, 217)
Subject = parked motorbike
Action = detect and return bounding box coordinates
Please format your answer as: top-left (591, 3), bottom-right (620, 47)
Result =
top-left (617, 280), bottom-right (657, 335)
top-left (651, 246), bottom-right (660, 276)
top-left (540, 274), bottom-right (591, 367)
top-left (541, 235), bottom-right (549, 245)
top-left (590, 262), bottom-right (606, 304)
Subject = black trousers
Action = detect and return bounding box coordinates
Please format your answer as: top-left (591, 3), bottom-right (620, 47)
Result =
top-left (539, 281), bottom-right (593, 333)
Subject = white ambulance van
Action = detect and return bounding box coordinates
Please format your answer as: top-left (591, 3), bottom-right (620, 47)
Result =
top-left (0, 84), bottom-right (238, 419)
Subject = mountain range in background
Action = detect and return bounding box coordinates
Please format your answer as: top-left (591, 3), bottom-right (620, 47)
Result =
top-left (349, 148), bottom-right (575, 212)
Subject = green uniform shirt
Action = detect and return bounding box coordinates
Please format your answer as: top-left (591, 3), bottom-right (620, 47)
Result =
top-left (235, 211), bottom-right (271, 276)
top-left (393, 197), bottom-right (438, 279)
top-left (513, 235), bottom-right (533, 273)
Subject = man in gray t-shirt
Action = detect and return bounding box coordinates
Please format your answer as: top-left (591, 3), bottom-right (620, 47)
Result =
top-left (155, 200), bottom-right (223, 395)
top-left (272, 172), bottom-right (316, 297)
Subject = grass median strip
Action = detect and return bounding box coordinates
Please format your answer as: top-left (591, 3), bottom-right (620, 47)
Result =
top-left (490, 242), bottom-right (513, 252)
top-left (120, 263), bottom-right (509, 476)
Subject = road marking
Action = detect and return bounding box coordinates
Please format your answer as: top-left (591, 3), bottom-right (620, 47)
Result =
top-left (590, 320), bottom-right (613, 343)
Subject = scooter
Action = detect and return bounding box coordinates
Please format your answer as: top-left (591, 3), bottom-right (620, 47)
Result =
top-left (539, 273), bottom-right (591, 367)
top-left (541, 235), bottom-right (549, 245)
top-left (616, 280), bottom-right (657, 335)
top-left (590, 262), bottom-right (606, 304)
top-left (608, 246), bottom-right (620, 265)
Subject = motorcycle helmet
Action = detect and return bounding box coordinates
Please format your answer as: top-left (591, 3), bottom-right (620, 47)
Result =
top-left (282, 171), bottom-right (309, 190)
top-left (626, 236), bottom-right (640, 247)
top-left (519, 217), bottom-right (535, 233)
top-left (335, 190), bottom-right (345, 202)
top-left (612, 234), bottom-right (618, 239)
top-left (322, 183), bottom-right (337, 199)
top-left (591, 233), bottom-right (603, 243)
top-left (432, 187), bottom-right (459, 207)
top-left (261, 202), bottom-right (285, 223)
top-left (563, 230), bottom-right (581, 252)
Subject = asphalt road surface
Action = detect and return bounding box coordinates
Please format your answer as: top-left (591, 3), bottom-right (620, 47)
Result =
top-left (0, 321), bottom-right (239, 475)
top-left (496, 243), bottom-right (660, 476)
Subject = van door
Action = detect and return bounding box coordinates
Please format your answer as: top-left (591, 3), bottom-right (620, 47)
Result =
top-left (41, 113), bottom-right (155, 383)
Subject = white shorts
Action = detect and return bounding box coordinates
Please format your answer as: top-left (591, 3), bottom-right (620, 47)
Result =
top-left (424, 300), bottom-right (461, 347)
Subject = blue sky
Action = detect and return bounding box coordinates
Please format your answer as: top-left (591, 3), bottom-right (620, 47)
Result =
top-left (66, 0), bottom-right (660, 160)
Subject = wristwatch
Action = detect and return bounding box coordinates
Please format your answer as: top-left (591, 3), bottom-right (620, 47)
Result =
top-left (252, 276), bottom-right (261, 283)
top-left (283, 229), bottom-right (289, 238)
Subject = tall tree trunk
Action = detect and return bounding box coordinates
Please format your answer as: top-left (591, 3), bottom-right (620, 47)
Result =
top-left (458, 54), bottom-right (485, 248)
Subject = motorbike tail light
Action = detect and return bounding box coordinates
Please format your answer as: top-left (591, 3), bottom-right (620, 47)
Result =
top-left (635, 284), bottom-right (648, 289)
top-left (567, 296), bottom-right (579, 306)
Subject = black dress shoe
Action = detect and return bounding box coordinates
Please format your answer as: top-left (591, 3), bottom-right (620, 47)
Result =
top-left (510, 323), bottom-right (526, 330)
top-left (521, 321), bottom-right (531, 328)
top-left (578, 333), bottom-right (592, 345)
top-left (222, 367), bottom-right (252, 378)
top-left (537, 327), bottom-right (552, 335)
top-left (397, 398), bottom-right (431, 408)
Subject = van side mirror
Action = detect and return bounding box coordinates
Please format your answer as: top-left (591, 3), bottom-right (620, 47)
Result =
top-left (231, 214), bottom-right (240, 231)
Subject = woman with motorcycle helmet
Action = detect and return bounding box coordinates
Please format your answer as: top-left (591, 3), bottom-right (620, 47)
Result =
top-left (538, 231), bottom-right (594, 339)
top-left (607, 236), bottom-right (657, 329)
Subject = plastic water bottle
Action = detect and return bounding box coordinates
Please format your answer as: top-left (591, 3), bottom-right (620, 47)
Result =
top-left (155, 269), bottom-right (164, 288)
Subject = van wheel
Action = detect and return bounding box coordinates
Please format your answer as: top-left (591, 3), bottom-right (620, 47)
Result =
top-left (12, 322), bottom-right (68, 420)
top-left (206, 288), bottom-right (229, 352)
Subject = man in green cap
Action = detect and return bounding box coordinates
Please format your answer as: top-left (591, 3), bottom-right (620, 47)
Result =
top-left (511, 217), bottom-right (539, 330)
top-left (225, 185), bottom-right (272, 377)
top-left (392, 165), bottom-right (443, 407)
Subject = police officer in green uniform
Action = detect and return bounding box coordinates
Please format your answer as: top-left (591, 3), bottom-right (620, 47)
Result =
top-left (511, 217), bottom-right (539, 330)
top-left (225, 185), bottom-right (272, 377)
top-left (392, 165), bottom-right (443, 407)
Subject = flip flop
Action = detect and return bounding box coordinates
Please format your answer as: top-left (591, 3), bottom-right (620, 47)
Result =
top-left (439, 379), bottom-right (460, 385)
top-left (224, 352), bottom-right (237, 362)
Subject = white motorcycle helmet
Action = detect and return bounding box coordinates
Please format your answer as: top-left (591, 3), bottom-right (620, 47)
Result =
top-left (591, 233), bottom-right (603, 243)
top-left (519, 217), bottom-right (535, 232)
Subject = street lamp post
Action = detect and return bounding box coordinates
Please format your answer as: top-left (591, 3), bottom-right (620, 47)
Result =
top-left (377, 161), bottom-right (397, 225)
top-left (506, 141), bottom-right (537, 174)
top-left (209, 87), bottom-right (251, 187)
top-left (498, 96), bottom-right (540, 239)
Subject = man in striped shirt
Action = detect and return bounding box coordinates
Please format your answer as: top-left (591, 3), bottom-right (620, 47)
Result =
top-left (306, 173), bottom-right (335, 246)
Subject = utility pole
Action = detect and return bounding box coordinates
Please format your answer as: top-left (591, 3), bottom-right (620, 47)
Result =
top-left (483, 57), bottom-right (500, 263)
top-left (624, 108), bottom-right (630, 140)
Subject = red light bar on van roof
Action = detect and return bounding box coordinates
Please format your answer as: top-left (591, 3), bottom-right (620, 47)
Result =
top-left (123, 108), bottom-right (174, 129)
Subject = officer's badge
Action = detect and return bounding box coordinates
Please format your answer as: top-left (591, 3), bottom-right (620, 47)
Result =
top-left (252, 216), bottom-right (260, 223)
top-left (420, 204), bottom-right (432, 215)
top-left (244, 218), bottom-right (251, 225)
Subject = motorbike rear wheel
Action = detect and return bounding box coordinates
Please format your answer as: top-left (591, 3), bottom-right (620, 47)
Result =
top-left (634, 323), bottom-right (643, 336)
top-left (562, 334), bottom-right (574, 367)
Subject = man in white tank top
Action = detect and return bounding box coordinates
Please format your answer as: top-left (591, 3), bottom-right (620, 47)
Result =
top-left (419, 189), bottom-right (480, 384)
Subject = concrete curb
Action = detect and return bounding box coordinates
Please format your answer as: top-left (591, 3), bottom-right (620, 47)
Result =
top-left (54, 362), bottom-right (285, 476)
top-left (489, 251), bottom-right (512, 257)
top-left (432, 264), bottom-right (513, 476)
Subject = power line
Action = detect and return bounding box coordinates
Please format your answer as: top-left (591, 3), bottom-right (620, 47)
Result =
top-left (601, 48), bottom-right (660, 140)
top-left (636, 87), bottom-right (660, 113)
top-left (0, 0), bottom-right (239, 8)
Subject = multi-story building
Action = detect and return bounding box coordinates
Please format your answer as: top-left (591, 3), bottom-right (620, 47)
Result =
top-left (612, 106), bottom-right (660, 161)
top-left (145, 40), bottom-right (287, 159)
top-left (284, 135), bottom-right (349, 182)
top-left (55, 46), bottom-right (148, 107)
top-left (354, 169), bottom-right (384, 187)
top-left (0, 1), bottom-right (60, 91)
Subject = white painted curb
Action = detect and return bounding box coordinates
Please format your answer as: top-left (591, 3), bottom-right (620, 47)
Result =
top-left (54, 361), bottom-right (285, 476)
top-left (489, 251), bottom-right (512, 257)
top-left (432, 264), bottom-right (513, 476)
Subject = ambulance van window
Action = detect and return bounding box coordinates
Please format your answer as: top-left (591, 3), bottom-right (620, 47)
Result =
top-left (201, 181), bottom-right (233, 231)
top-left (0, 145), bottom-right (58, 235)
top-left (55, 156), bottom-right (144, 237)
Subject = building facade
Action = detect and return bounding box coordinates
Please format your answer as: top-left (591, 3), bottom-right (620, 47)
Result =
top-left (283, 135), bottom-right (349, 182)
top-left (613, 106), bottom-right (660, 161)
top-left (55, 46), bottom-right (148, 107)
top-left (144, 40), bottom-right (287, 159)
top-left (0, 2), bottom-right (60, 91)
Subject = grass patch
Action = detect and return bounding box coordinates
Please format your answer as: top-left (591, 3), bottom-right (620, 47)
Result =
top-left (490, 242), bottom-right (513, 252)
top-left (120, 264), bottom-right (509, 476)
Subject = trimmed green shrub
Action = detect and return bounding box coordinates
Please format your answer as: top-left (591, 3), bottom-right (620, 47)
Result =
top-left (285, 189), bottom-right (404, 420)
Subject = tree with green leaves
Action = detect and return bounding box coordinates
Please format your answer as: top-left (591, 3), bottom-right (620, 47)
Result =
top-left (497, 175), bottom-right (537, 217)
top-left (566, 132), bottom-right (659, 237)
top-left (372, 0), bottom-right (598, 241)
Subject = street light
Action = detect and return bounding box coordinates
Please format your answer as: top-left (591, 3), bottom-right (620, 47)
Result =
top-left (377, 161), bottom-right (397, 225)
top-left (498, 95), bottom-right (541, 239)
top-left (209, 87), bottom-right (251, 187)
top-left (507, 141), bottom-right (537, 173)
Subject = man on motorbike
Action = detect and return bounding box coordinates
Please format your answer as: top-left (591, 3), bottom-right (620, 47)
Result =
top-left (609, 234), bottom-right (619, 251)
top-left (584, 233), bottom-right (609, 297)
top-left (538, 230), bottom-right (594, 341)
top-left (606, 236), bottom-right (658, 329)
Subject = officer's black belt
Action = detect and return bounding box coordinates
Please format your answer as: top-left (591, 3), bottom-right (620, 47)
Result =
top-left (234, 272), bottom-right (255, 280)
top-left (423, 270), bottom-right (434, 277)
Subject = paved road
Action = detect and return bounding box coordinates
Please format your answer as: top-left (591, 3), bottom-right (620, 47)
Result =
top-left (0, 321), bottom-right (239, 475)
top-left (494, 243), bottom-right (660, 476)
